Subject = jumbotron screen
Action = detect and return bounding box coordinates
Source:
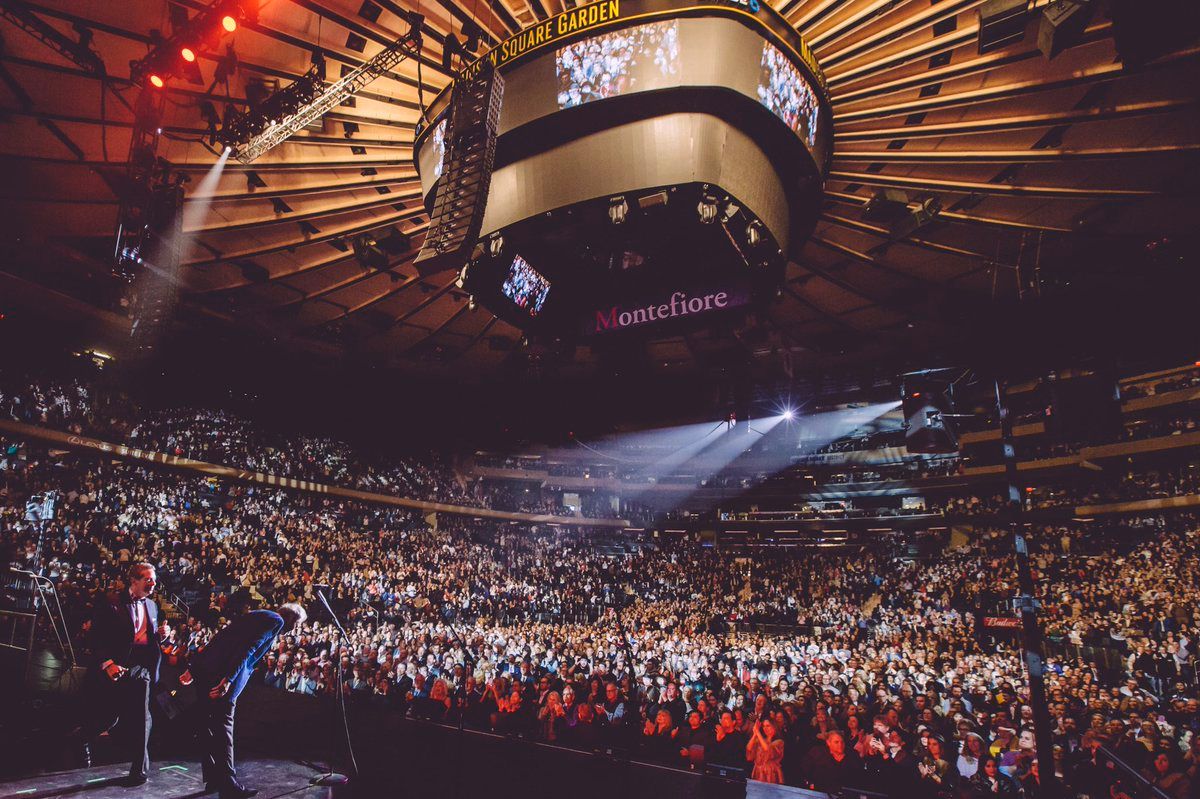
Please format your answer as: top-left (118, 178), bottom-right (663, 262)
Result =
top-left (555, 20), bottom-right (679, 108)
top-left (416, 16), bottom-right (832, 195)
top-left (501, 255), bottom-right (552, 317)
top-left (756, 41), bottom-right (820, 149)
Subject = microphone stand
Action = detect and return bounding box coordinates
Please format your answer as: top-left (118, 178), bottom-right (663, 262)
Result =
top-left (438, 604), bottom-right (476, 799)
top-left (310, 585), bottom-right (356, 787)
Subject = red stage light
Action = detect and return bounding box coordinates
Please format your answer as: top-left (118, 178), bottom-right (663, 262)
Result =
top-left (181, 47), bottom-right (197, 62)
top-left (149, 74), bottom-right (165, 88)
top-left (222, 15), bottom-right (237, 32)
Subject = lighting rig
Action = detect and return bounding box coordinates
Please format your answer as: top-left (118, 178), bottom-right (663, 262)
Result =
top-left (113, 89), bottom-right (171, 281)
top-left (129, 0), bottom-right (256, 89)
top-left (116, 0), bottom-right (247, 282)
top-left (0, 1), bottom-right (105, 75)
top-left (216, 16), bottom-right (423, 164)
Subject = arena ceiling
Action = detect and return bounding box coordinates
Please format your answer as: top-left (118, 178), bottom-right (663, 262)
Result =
top-left (1, 0), bottom-right (1198, 380)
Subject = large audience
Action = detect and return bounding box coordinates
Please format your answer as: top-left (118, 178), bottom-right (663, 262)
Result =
top-left (3, 430), bottom-right (1199, 798)
top-left (4, 367), bottom-right (1200, 797)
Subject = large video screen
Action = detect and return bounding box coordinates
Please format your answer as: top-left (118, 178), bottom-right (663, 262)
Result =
top-left (416, 17), bottom-right (831, 202)
top-left (501, 255), bottom-right (552, 316)
top-left (555, 19), bottom-right (679, 109)
top-left (756, 41), bottom-right (821, 149)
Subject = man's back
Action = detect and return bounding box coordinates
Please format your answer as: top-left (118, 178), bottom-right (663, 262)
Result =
top-left (191, 610), bottom-right (284, 691)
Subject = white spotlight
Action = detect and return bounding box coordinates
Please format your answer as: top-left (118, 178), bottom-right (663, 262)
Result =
top-left (608, 196), bottom-right (628, 225)
top-left (783, 409), bottom-right (795, 420)
top-left (224, 146), bottom-right (232, 155)
top-left (746, 220), bottom-right (764, 247)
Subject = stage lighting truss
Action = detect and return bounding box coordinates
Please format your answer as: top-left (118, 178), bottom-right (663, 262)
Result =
top-left (220, 23), bottom-right (422, 164)
top-left (129, 0), bottom-right (254, 89)
top-left (0, 2), bottom-right (105, 76)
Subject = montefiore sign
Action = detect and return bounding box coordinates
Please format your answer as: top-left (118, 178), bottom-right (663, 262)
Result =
top-left (587, 286), bottom-right (751, 335)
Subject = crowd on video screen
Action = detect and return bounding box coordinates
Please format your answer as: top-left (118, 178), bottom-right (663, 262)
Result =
top-left (500, 256), bottom-right (552, 317)
top-left (756, 42), bottom-right (820, 150)
top-left (556, 20), bottom-right (679, 109)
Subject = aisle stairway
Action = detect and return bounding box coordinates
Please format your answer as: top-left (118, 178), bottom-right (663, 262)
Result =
top-left (158, 591), bottom-right (190, 624)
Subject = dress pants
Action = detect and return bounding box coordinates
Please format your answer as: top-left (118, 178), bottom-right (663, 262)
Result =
top-left (195, 671), bottom-right (249, 787)
top-left (82, 646), bottom-right (156, 778)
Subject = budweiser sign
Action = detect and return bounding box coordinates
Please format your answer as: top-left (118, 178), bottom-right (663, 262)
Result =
top-left (982, 616), bottom-right (1021, 629)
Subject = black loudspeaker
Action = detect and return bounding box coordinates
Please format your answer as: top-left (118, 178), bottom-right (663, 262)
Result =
top-left (414, 67), bottom-right (504, 276)
top-left (902, 377), bottom-right (959, 454)
top-left (1038, 0), bottom-right (1096, 59)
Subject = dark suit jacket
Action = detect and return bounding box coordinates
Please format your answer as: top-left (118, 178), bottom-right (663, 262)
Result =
top-left (88, 591), bottom-right (162, 681)
top-left (191, 610), bottom-right (284, 700)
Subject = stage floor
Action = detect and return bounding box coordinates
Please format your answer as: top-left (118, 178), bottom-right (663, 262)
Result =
top-left (0, 758), bottom-right (337, 799)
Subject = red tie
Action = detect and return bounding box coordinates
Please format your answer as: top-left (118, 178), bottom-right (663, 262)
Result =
top-left (132, 599), bottom-right (148, 645)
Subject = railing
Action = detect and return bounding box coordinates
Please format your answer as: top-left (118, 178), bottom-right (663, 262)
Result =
top-left (163, 590), bottom-right (191, 622)
top-left (1, 568), bottom-right (78, 688)
top-left (9, 568), bottom-right (76, 668)
top-left (1097, 745), bottom-right (1174, 799)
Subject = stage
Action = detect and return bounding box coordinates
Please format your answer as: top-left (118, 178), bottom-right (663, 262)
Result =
top-left (0, 684), bottom-right (748, 799)
top-left (0, 758), bottom-right (337, 799)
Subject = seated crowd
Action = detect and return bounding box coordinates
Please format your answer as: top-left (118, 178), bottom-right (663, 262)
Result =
top-left (0, 376), bottom-right (477, 508)
top-left (1123, 370), bottom-right (1200, 401)
top-left (3, 428), bottom-right (1199, 798)
top-left (1029, 463), bottom-right (1200, 510)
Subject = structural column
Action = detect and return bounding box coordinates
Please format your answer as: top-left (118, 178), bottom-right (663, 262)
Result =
top-left (995, 378), bottom-right (1060, 795)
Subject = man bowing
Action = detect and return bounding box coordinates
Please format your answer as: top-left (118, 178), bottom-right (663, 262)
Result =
top-left (181, 603), bottom-right (307, 799)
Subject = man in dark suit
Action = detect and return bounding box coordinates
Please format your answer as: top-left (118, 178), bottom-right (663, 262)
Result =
top-left (77, 562), bottom-right (162, 786)
top-left (180, 603), bottom-right (306, 799)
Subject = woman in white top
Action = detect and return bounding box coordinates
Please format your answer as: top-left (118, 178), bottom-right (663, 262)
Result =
top-left (957, 732), bottom-right (986, 779)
